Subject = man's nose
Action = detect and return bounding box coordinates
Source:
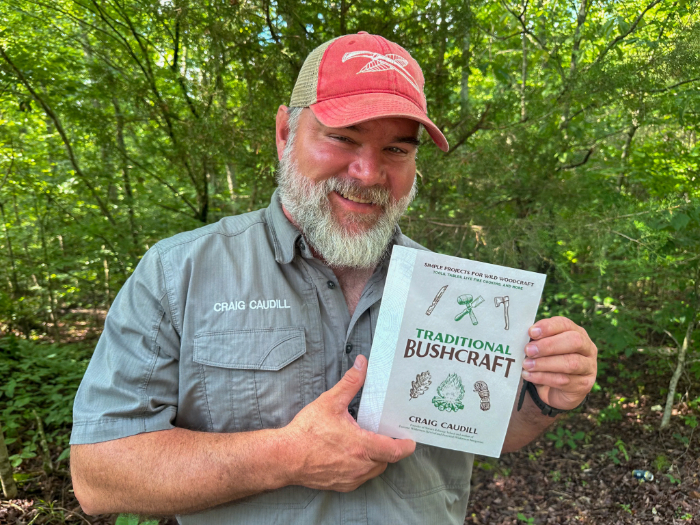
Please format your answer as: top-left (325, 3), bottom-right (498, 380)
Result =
top-left (348, 148), bottom-right (386, 186)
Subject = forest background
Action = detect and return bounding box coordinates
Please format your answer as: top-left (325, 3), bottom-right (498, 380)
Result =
top-left (0, 0), bottom-right (699, 523)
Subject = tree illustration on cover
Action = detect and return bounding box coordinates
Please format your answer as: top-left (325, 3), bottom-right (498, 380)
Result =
top-left (432, 373), bottom-right (466, 412)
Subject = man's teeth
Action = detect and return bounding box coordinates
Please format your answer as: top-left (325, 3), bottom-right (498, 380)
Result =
top-left (339, 191), bottom-right (373, 204)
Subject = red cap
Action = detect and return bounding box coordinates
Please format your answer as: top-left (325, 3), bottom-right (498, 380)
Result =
top-left (289, 32), bottom-right (448, 152)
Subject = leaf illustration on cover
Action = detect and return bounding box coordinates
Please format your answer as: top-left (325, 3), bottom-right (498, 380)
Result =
top-left (432, 373), bottom-right (466, 412)
top-left (359, 60), bottom-right (394, 73)
top-left (386, 54), bottom-right (409, 67)
top-left (409, 371), bottom-right (432, 401)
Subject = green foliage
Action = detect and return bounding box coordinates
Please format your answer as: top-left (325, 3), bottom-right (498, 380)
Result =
top-left (599, 397), bottom-right (625, 423)
top-left (0, 0), bottom-right (697, 450)
top-left (665, 473), bottom-right (682, 485)
top-left (605, 439), bottom-right (630, 465)
top-left (115, 514), bottom-right (159, 525)
top-left (653, 454), bottom-right (671, 472)
top-left (0, 336), bottom-right (91, 467)
top-left (546, 426), bottom-right (585, 450)
top-left (517, 512), bottom-right (535, 525)
top-left (0, 0), bottom-right (696, 349)
top-left (672, 432), bottom-right (690, 446)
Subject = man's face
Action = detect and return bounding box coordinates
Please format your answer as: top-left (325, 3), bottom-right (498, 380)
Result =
top-left (275, 107), bottom-right (420, 269)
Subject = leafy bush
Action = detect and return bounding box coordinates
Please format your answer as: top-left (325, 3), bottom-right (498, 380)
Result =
top-left (546, 426), bottom-right (585, 450)
top-left (0, 336), bottom-right (92, 467)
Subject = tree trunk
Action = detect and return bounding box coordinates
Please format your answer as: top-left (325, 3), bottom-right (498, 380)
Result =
top-left (660, 318), bottom-right (696, 429)
top-left (0, 421), bottom-right (17, 499)
top-left (113, 97), bottom-right (139, 250)
top-left (661, 266), bottom-right (699, 429)
top-left (226, 163), bottom-right (238, 214)
top-left (460, 1), bottom-right (471, 117)
top-left (618, 122), bottom-right (639, 190)
top-left (34, 195), bottom-right (59, 339)
top-left (0, 202), bottom-right (20, 297)
top-left (520, 16), bottom-right (527, 121)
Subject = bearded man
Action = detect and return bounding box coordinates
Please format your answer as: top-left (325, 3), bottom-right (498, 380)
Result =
top-left (70, 32), bottom-right (597, 524)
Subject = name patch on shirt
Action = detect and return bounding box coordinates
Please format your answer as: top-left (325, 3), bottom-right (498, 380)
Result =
top-left (213, 299), bottom-right (292, 312)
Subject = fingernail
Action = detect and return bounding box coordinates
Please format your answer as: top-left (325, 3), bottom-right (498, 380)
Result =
top-left (530, 327), bottom-right (542, 339)
top-left (354, 356), bottom-right (364, 370)
top-left (521, 370), bottom-right (531, 379)
top-left (523, 358), bottom-right (535, 370)
top-left (525, 344), bottom-right (539, 357)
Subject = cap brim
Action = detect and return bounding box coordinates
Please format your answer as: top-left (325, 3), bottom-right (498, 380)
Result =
top-left (309, 93), bottom-right (449, 152)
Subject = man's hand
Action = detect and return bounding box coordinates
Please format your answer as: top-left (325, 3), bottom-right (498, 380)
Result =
top-left (502, 316), bottom-right (597, 453)
top-left (282, 355), bottom-right (416, 492)
top-left (522, 316), bottom-right (598, 410)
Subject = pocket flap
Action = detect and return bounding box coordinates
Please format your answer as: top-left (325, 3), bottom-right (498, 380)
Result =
top-left (193, 327), bottom-right (306, 371)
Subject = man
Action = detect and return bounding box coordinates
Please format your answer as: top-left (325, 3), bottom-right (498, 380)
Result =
top-left (70, 32), bottom-right (597, 524)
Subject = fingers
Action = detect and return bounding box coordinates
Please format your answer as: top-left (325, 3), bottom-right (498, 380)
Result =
top-left (525, 330), bottom-right (597, 360)
top-left (362, 432), bottom-right (416, 464)
top-left (530, 316), bottom-right (589, 340)
top-left (521, 369), bottom-right (596, 395)
top-left (325, 355), bottom-right (367, 409)
top-left (523, 316), bottom-right (598, 409)
top-left (523, 351), bottom-right (596, 377)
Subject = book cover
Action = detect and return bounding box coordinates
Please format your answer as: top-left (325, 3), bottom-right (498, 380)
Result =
top-left (358, 246), bottom-right (547, 457)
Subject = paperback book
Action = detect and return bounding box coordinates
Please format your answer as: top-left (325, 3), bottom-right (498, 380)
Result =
top-left (357, 246), bottom-right (546, 457)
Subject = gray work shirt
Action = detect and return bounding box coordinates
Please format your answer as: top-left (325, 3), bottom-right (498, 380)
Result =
top-left (71, 190), bottom-right (474, 524)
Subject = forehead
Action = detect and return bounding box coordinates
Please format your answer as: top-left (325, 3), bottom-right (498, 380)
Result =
top-left (300, 109), bottom-right (420, 137)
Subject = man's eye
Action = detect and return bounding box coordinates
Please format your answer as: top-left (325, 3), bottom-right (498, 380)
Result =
top-left (331, 135), bottom-right (353, 143)
top-left (387, 147), bottom-right (408, 154)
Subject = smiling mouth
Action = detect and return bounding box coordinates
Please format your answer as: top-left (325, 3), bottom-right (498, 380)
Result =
top-left (337, 190), bottom-right (374, 205)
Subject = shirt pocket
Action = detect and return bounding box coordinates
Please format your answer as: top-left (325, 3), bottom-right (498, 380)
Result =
top-left (380, 443), bottom-right (473, 499)
top-left (193, 327), bottom-right (307, 433)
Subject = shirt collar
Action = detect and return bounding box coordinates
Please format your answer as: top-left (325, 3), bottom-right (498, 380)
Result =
top-left (266, 189), bottom-right (302, 265)
top-left (266, 188), bottom-right (410, 266)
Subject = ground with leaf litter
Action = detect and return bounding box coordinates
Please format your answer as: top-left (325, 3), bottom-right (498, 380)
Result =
top-left (465, 352), bottom-right (700, 525)
top-left (2, 352), bottom-right (698, 525)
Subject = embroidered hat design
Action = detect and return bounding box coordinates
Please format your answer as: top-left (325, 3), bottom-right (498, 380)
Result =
top-left (289, 32), bottom-right (449, 152)
top-left (341, 51), bottom-right (421, 92)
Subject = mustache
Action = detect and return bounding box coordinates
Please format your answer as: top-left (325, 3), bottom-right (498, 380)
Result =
top-left (324, 178), bottom-right (392, 207)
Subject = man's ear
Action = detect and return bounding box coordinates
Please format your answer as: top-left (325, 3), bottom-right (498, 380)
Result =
top-left (275, 105), bottom-right (290, 161)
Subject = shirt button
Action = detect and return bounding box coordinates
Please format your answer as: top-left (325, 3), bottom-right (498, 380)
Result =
top-left (327, 281), bottom-right (336, 289)
top-left (348, 407), bottom-right (357, 419)
top-left (345, 343), bottom-right (353, 354)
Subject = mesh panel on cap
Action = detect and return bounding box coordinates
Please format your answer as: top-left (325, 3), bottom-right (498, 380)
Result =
top-left (289, 37), bottom-right (339, 107)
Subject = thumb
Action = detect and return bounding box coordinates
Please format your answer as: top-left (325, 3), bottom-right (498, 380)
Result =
top-left (328, 355), bottom-right (367, 409)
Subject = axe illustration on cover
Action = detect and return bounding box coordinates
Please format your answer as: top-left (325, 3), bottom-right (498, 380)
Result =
top-left (454, 294), bottom-right (485, 325)
top-left (494, 296), bottom-right (510, 330)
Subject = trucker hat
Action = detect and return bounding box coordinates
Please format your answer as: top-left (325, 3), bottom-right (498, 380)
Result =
top-left (289, 32), bottom-right (449, 152)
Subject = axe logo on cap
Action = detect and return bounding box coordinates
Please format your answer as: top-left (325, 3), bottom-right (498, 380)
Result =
top-left (341, 51), bottom-right (421, 92)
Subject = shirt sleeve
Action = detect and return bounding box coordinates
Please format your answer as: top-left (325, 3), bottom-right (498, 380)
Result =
top-left (70, 246), bottom-right (181, 444)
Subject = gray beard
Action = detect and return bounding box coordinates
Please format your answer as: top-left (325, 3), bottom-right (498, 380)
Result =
top-left (277, 149), bottom-right (416, 270)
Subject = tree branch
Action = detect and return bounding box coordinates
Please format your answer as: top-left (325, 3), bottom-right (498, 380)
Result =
top-left (500, 0), bottom-right (567, 81)
top-left (0, 46), bottom-right (117, 225)
top-left (115, 149), bottom-right (199, 216)
top-left (555, 147), bottom-right (594, 171)
top-left (590, 0), bottom-right (664, 69)
top-left (663, 329), bottom-right (680, 348)
top-left (569, 0), bottom-right (590, 74)
top-left (264, 0), bottom-right (281, 45)
top-left (647, 77), bottom-right (700, 94)
top-left (447, 104), bottom-right (491, 155)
